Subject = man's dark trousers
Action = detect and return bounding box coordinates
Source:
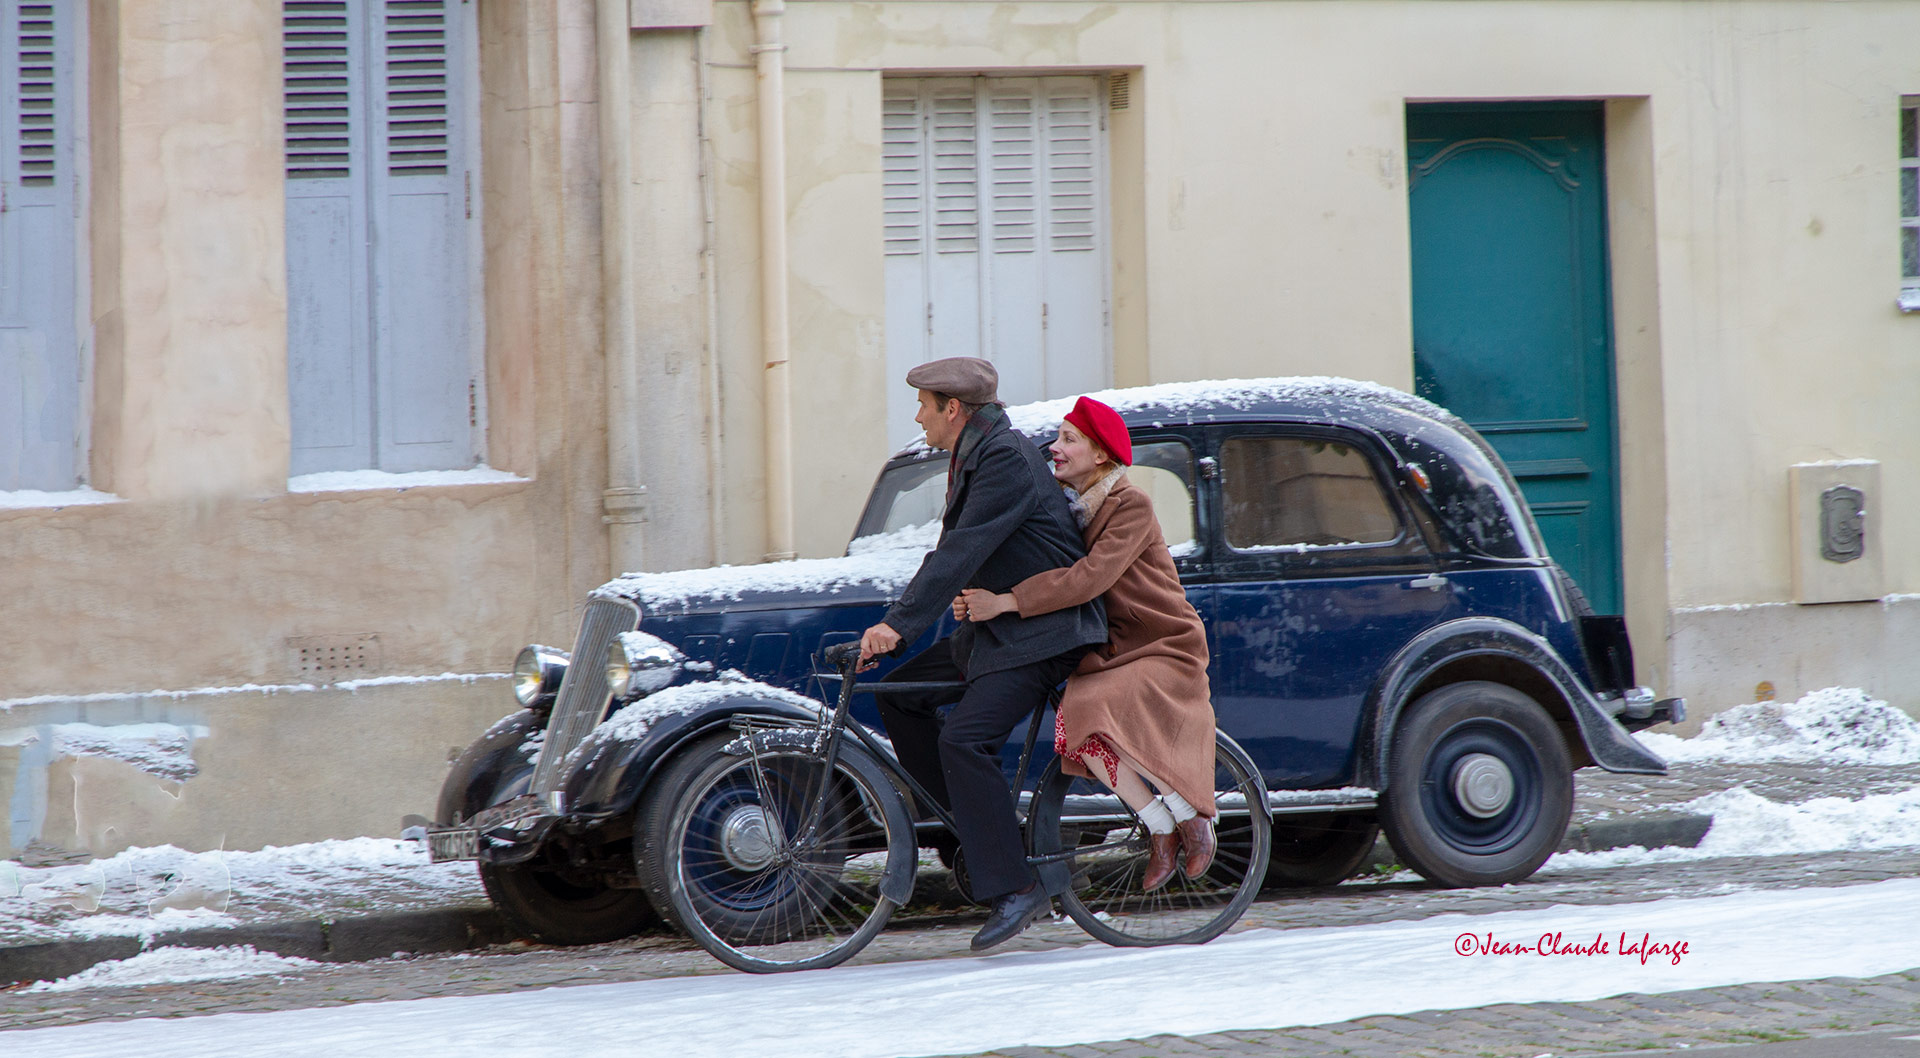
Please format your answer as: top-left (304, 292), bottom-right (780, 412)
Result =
top-left (880, 637), bottom-right (1088, 902)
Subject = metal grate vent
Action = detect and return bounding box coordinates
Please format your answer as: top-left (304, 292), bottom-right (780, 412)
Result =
top-left (284, 0), bottom-right (352, 179)
top-left (1107, 72), bottom-right (1130, 112)
top-left (385, 0), bottom-right (449, 176)
top-left (16, 1), bottom-right (54, 186)
top-left (290, 633), bottom-right (383, 677)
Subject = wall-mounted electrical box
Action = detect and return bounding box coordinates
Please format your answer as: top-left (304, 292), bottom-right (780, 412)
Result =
top-left (1789, 460), bottom-right (1882, 604)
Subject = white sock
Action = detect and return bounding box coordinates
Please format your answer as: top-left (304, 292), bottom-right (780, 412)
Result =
top-left (1136, 797), bottom-right (1176, 836)
top-left (1161, 792), bottom-right (1199, 823)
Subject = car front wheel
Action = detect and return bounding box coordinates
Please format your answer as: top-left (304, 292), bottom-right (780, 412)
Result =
top-left (1379, 681), bottom-right (1572, 888)
top-left (479, 850), bottom-right (660, 945)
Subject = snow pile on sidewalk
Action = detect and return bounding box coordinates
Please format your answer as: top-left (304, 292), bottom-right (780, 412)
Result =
top-left (1547, 784), bottom-right (1920, 872)
top-left (23, 945), bottom-right (321, 993)
top-left (0, 838), bottom-right (482, 946)
top-left (1637, 687), bottom-right (1920, 765)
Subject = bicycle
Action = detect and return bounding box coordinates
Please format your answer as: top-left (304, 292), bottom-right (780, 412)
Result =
top-left (635, 641), bottom-right (1273, 973)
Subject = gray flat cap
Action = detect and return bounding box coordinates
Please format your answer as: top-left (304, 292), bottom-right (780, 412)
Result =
top-left (906, 356), bottom-right (999, 404)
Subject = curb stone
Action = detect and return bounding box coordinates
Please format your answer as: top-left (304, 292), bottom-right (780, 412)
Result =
top-left (0, 907), bottom-right (509, 988)
top-left (2, 812), bottom-right (1715, 988)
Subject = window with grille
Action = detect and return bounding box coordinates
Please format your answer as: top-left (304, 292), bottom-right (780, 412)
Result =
top-left (1902, 99), bottom-right (1919, 312)
top-left (882, 76), bottom-right (1112, 450)
top-left (0, 0), bottom-right (80, 491)
top-left (284, 0), bottom-right (479, 476)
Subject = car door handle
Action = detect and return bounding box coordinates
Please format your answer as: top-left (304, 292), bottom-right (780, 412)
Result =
top-left (1407, 574), bottom-right (1449, 591)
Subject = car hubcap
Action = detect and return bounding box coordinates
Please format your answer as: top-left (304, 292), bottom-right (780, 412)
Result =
top-left (1451, 752), bottom-right (1514, 818)
top-left (719, 804), bottom-right (779, 871)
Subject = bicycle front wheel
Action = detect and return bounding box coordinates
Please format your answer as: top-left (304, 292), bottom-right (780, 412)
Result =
top-left (1030, 730), bottom-right (1271, 946)
top-left (636, 730), bottom-right (916, 973)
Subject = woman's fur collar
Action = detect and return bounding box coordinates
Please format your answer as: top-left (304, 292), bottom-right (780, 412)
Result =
top-left (1065, 465), bottom-right (1128, 530)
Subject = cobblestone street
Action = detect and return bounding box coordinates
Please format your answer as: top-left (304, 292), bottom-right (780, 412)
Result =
top-left (7, 842), bottom-right (1920, 1055)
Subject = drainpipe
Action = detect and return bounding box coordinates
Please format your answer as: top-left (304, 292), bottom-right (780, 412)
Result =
top-left (599, 1), bottom-right (646, 574)
top-left (752, 0), bottom-right (796, 561)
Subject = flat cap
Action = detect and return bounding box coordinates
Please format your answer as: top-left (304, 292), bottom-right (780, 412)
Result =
top-left (906, 356), bottom-right (998, 405)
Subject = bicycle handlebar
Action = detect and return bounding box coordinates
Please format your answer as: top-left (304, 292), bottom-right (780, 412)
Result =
top-left (820, 639), bottom-right (905, 670)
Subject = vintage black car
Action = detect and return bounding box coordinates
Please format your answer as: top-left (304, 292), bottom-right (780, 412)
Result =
top-left (427, 377), bottom-right (1682, 944)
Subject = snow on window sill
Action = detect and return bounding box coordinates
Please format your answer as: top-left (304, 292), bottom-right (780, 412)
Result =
top-left (288, 466), bottom-right (529, 494)
top-left (0, 487), bottom-right (121, 511)
top-left (1899, 288), bottom-right (1920, 314)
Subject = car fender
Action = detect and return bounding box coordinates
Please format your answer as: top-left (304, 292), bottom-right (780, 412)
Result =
top-left (436, 708), bottom-right (542, 826)
top-left (1360, 616), bottom-right (1667, 790)
top-left (556, 689), bottom-right (827, 823)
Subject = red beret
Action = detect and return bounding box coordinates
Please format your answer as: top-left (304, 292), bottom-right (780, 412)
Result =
top-left (1063, 395), bottom-right (1131, 466)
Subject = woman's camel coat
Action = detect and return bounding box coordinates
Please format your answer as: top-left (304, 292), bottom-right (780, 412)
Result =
top-left (1009, 476), bottom-right (1217, 815)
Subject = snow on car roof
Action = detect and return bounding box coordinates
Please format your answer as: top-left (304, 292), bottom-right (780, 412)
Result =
top-left (895, 375), bottom-right (1462, 458)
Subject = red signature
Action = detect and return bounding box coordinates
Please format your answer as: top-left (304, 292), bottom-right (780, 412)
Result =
top-left (1454, 931), bottom-right (1690, 966)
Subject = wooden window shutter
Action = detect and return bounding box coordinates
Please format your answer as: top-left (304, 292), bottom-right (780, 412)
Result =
top-left (285, 0), bottom-right (373, 473)
top-left (0, 0), bottom-right (81, 490)
top-left (285, 0), bottom-right (477, 476)
top-left (370, 0), bottom-right (473, 472)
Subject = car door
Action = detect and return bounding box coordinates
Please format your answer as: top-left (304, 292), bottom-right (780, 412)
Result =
top-left (1205, 425), bottom-right (1461, 788)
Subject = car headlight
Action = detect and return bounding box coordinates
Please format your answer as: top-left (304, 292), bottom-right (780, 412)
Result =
top-left (513, 645), bottom-right (569, 708)
top-left (606, 641), bottom-right (634, 699)
top-left (608, 631), bottom-right (685, 701)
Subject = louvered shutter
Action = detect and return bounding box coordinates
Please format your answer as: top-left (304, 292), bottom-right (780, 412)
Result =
top-left (881, 76), bottom-right (1108, 449)
top-left (1036, 79), bottom-right (1106, 399)
top-left (285, 0), bottom-right (477, 476)
top-left (370, 0), bottom-right (473, 471)
top-left (286, 0), bottom-right (374, 473)
top-left (0, 0), bottom-right (79, 490)
top-left (880, 85), bottom-right (929, 446)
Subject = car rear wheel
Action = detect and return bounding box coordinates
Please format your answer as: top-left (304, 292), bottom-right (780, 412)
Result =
top-left (1379, 681), bottom-right (1572, 888)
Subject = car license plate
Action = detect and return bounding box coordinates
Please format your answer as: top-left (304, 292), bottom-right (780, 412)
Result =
top-left (427, 826), bottom-right (480, 863)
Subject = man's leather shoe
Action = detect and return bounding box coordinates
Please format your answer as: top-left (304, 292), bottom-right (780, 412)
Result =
top-left (1178, 815), bottom-right (1217, 878)
top-left (970, 885), bottom-right (1051, 952)
top-left (1142, 831), bottom-right (1181, 892)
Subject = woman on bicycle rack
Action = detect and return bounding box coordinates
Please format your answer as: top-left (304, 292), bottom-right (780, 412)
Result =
top-left (958, 395), bottom-right (1219, 892)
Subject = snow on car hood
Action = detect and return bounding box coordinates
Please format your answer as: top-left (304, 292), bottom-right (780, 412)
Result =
top-left (594, 541), bottom-right (932, 612)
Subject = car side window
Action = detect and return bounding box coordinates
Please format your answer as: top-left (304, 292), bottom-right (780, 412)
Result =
top-left (1129, 439), bottom-right (1199, 559)
top-left (1221, 435), bottom-right (1402, 552)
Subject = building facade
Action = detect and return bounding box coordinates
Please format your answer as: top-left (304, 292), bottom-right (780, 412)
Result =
top-left (3, 0), bottom-right (1918, 856)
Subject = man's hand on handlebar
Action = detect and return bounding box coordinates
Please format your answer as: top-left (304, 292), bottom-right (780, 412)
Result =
top-left (857, 622), bottom-right (902, 672)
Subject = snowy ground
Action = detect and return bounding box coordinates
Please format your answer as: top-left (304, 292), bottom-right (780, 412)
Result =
top-left (9, 877), bottom-right (1920, 1058)
top-left (6, 687), bottom-right (1919, 988)
top-left (0, 838), bottom-right (483, 946)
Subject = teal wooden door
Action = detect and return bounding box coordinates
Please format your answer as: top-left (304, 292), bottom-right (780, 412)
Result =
top-left (1407, 104), bottom-right (1622, 614)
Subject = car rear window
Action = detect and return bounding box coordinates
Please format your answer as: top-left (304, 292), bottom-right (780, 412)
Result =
top-left (1221, 436), bottom-right (1401, 551)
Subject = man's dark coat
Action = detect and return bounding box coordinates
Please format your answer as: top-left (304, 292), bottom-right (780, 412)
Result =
top-left (880, 412), bottom-right (1106, 674)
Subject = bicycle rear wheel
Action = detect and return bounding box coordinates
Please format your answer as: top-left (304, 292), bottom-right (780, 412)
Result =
top-left (1030, 730), bottom-right (1271, 946)
top-left (636, 730), bottom-right (916, 973)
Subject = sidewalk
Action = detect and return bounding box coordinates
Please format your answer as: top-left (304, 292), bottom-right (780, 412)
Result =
top-left (3, 758), bottom-right (1831, 990)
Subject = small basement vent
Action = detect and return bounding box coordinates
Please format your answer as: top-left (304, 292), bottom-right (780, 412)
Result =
top-left (290, 633), bottom-right (383, 678)
top-left (1107, 71), bottom-right (1130, 111)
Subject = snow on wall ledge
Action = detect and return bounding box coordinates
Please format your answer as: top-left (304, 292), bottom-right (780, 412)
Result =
top-left (287, 466), bottom-right (527, 494)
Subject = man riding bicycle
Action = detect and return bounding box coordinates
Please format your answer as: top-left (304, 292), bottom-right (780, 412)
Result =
top-left (857, 356), bottom-right (1107, 952)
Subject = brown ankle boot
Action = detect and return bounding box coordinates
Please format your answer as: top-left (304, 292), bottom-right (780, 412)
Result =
top-left (1177, 815), bottom-right (1216, 878)
top-left (1142, 831), bottom-right (1181, 892)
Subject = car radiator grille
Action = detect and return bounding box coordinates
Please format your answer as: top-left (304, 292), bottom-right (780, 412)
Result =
top-left (529, 597), bottom-right (638, 796)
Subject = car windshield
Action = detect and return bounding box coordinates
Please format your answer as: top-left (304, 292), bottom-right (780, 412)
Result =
top-left (848, 437), bottom-right (1201, 559)
top-left (849, 458), bottom-right (946, 552)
